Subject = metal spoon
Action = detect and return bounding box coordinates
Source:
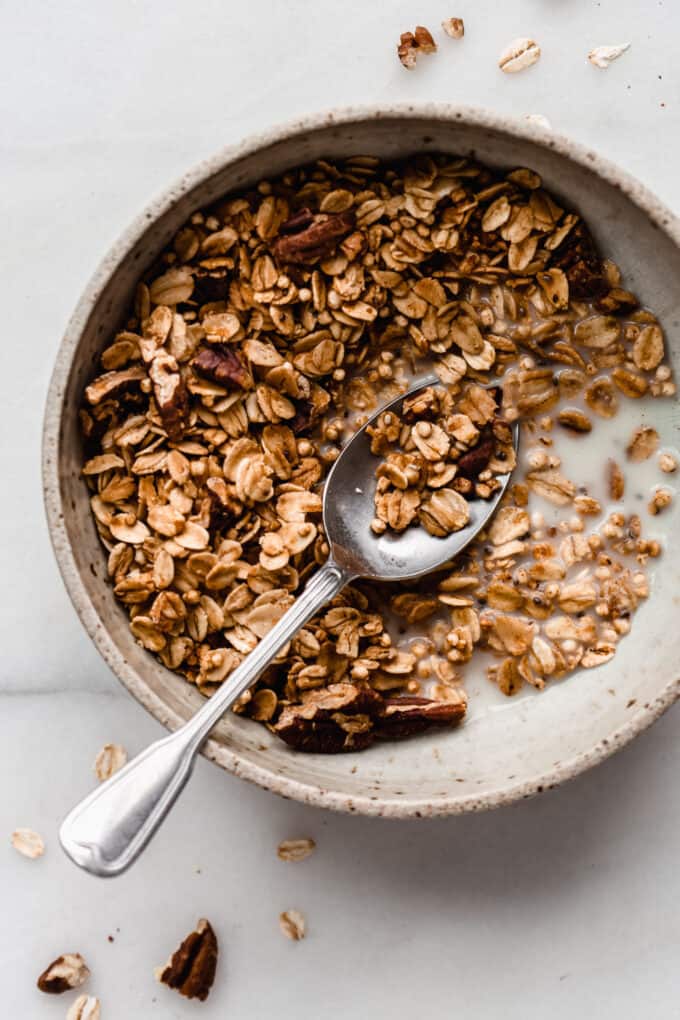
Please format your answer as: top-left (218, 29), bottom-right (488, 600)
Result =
top-left (60, 373), bottom-right (518, 876)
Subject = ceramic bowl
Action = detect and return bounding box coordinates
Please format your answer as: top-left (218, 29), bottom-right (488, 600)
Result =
top-left (43, 104), bottom-right (680, 817)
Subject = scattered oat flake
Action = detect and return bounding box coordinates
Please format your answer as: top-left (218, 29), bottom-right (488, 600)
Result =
top-left (67, 995), bottom-right (101, 1020)
top-left (627, 426), bottom-right (659, 463)
top-left (277, 838), bottom-right (316, 862)
top-left (498, 37), bottom-right (541, 73)
top-left (442, 17), bottom-right (464, 39)
top-left (524, 113), bottom-right (552, 130)
top-left (588, 43), bottom-right (630, 69)
top-left (659, 452), bottom-right (677, 473)
top-left (11, 827), bottom-right (45, 859)
top-left (279, 909), bottom-right (306, 941)
top-left (94, 743), bottom-right (128, 781)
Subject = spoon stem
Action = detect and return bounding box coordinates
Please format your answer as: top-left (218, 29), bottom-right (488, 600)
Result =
top-left (59, 559), bottom-right (351, 876)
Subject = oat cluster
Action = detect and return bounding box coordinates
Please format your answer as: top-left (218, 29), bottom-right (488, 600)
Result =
top-left (80, 152), bottom-right (674, 753)
top-left (367, 382), bottom-right (514, 536)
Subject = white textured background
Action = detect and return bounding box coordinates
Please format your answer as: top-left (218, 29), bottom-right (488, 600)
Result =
top-left (2, 1), bottom-right (680, 1016)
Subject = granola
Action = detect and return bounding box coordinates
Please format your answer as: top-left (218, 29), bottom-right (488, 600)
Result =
top-left (367, 383), bottom-right (513, 536)
top-left (80, 153), bottom-right (675, 749)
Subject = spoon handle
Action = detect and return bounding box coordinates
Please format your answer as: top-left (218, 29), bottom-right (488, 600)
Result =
top-left (59, 559), bottom-right (350, 876)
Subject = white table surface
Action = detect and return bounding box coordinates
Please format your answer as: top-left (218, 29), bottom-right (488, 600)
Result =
top-left (3, 1), bottom-right (680, 1016)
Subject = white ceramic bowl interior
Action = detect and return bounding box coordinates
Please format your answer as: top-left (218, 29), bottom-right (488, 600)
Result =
top-left (43, 106), bottom-right (680, 816)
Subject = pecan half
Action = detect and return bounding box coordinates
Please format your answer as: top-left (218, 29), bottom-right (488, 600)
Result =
top-left (397, 26), bottom-right (437, 68)
top-left (273, 682), bottom-right (381, 753)
top-left (456, 435), bottom-right (494, 478)
top-left (375, 694), bottom-right (467, 739)
top-left (273, 210), bottom-right (356, 265)
top-left (274, 684), bottom-right (466, 752)
top-left (192, 267), bottom-right (230, 304)
top-left (148, 352), bottom-right (189, 441)
top-left (155, 918), bottom-right (218, 1002)
top-left (193, 344), bottom-right (253, 390)
top-left (550, 221), bottom-right (608, 300)
top-left (37, 953), bottom-right (90, 994)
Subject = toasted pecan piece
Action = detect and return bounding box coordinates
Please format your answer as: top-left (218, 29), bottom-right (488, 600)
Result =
top-left (273, 209), bottom-right (356, 265)
top-left (375, 694), bottom-right (467, 739)
top-left (155, 919), bottom-right (218, 1002)
top-left (193, 344), bottom-right (253, 390)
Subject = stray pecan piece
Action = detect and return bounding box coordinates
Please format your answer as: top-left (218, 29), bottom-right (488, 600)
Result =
top-left (273, 210), bottom-right (356, 265)
top-left (37, 953), bottom-right (90, 994)
top-left (397, 26), bottom-right (437, 68)
top-left (193, 344), bottom-right (253, 390)
top-left (148, 352), bottom-right (189, 441)
top-left (155, 918), bottom-right (218, 1002)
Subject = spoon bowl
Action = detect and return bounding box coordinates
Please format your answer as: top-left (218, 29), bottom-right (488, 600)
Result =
top-left (324, 372), bottom-right (518, 581)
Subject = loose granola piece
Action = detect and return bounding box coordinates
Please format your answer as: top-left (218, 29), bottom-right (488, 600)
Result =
top-left (557, 408), bottom-right (592, 433)
top-left (633, 324), bottom-right (665, 371)
top-left (11, 827), bottom-right (45, 859)
top-left (488, 506), bottom-right (530, 545)
top-left (611, 366), bottom-right (648, 398)
top-left (155, 919), bottom-right (218, 1002)
top-left (37, 954), bottom-right (90, 995)
top-left (588, 43), bottom-right (630, 69)
top-left (277, 838), bottom-right (316, 862)
top-left (526, 469), bottom-right (576, 505)
top-left (498, 37), bottom-right (541, 73)
top-left (441, 17), bottom-right (464, 39)
top-left (67, 996), bottom-right (101, 1020)
top-left (585, 378), bottom-right (619, 418)
top-left (279, 910), bottom-right (306, 941)
top-left (659, 453), bottom-right (677, 473)
top-left (627, 426), bottom-right (659, 463)
top-left (419, 488), bottom-right (470, 537)
top-left (608, 460), bottom-right (625, 500)
top-left (93, 743), bottom-right (128, 782)
top-left (574, 495), bottom-right (602, 515)
top-left (648, 488), bottom-right (673, 515)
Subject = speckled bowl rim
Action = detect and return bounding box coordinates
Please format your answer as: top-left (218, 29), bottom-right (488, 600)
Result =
top-left (43, 103), bottom-right (680, 818)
